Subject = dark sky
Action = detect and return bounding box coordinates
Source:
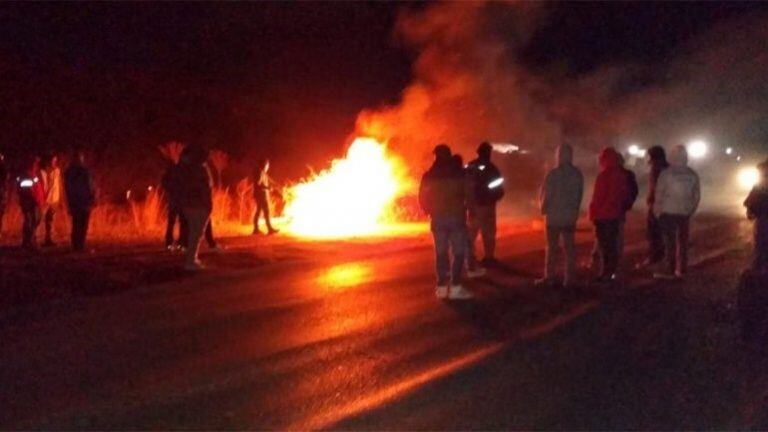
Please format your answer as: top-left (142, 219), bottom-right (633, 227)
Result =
top-left (0, 1), bottom-right (766, 190)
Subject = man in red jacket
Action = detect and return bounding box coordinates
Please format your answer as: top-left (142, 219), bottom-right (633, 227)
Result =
top-left (589, 147), bottom-right (632, 282)
top-left (17, 155), bottom-right (45, 251)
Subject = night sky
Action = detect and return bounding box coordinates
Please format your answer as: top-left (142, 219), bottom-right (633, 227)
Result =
top-left (1, 2), bottom-right (767, 193)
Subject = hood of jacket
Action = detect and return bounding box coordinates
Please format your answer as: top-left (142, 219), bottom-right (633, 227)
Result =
top-left (557, 144), bottom-right (573, 167)
top-left (668, 145), bottom-right (689, 167)
top-left (598, 147), bottom-right (621, 171)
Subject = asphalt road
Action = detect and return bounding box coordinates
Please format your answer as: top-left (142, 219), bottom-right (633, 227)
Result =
top-left (1, 213), bottom-right (766, 430)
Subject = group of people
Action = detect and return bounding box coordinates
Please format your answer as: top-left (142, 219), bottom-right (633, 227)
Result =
top-left (0, 148), bottom-right (96, 252)
top-left (419, 141), bottom-right (704, 300)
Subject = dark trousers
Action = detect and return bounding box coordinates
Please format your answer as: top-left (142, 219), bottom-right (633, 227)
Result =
top-left (647, 210), bottom-right (665, 263)
top-left (253, 191), bottom-right (274, 232)
top-left (594, 219), bottom-right (621, 277)
top-left (431, 215), bottom-right (467, 285)
top-left (165, 205), bottom-right (188, 247)
top-left (468, 204), bottom-right (496, 261)
top-left (43, 206), bottom-right (56, 242)
top-left (754, 218), bottom-right (768, 271)
top-left (70, 208), bottom-right (91, 251)
top-left (178, 217), bottom-right (215, 248)
top-left (660, 213), bottom-right (690, 275)
top-left (22, 206), bottom-right (41, 248)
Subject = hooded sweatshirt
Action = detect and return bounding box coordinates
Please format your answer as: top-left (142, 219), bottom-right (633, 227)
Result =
top-left (654, 145), bottom-right (700, 217)
top-left (589, 147), bottom-right (631, 221)
top-left (540, 144), bottom-right (584, 227)
top-left (646, 146), bottom-right (669, 206)
top-left (419, 157), bottom-right (466, 219)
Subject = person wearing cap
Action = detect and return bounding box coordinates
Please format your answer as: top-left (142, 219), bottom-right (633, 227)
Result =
top-left (466, 141), bottom-right (505, 267)
top-left (653, 145), bottom-right (700, 280)
top-left (40, 152), bottom-right (63, 247)
top-left (253, 158), bottom-right (278, 235)
top-left (536, 144), bottom-right (584, 287)
top-left (639, 145), bottom-right (669, 268)
top-left (419, 144), bottom-right (473, 300)
top-left (744, 159), bottom-right (768, 272)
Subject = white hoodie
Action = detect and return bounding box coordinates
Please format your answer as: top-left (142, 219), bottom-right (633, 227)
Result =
top-left (654, 145), bottom-right (700, 217)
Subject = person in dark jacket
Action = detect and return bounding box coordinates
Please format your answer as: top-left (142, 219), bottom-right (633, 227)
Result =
top-left (0, 152), bottom-right (8, 237)
top-left (640, 145), bottom-right (669, 267)
top-left (466, 142), bottom-right (504, 266)
top-left (161, 161), bottom-right (188, 251)
top-left (253, 158), bottom-right (278, 235)
top-left (537, 144), bottom-right (584, 287)
top-left (745, 159), bottom-right (768, 272)
top-left (589, 147), bottom-right (633, 282)
top-left (64, 148), bottom-right (95, 251)
top-left (419, 144), bottom-right (473, 300)
top-left (177, 145), bottom-right (213, 270)
top-left (17, 155), bottom-right (45, 250)
top-left (452, 154), bottom-right (486, 279)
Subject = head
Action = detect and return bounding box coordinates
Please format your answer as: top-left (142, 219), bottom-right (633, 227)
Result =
top-left (759, 159), bottom-right (768, 183)
top-left (477, 141), bottom-right (492, 160)
top-left (451, 154), bottom-right (464, 170)
top-left (71, 148), bottom-right (86, 166)
top-left (181, 145), bottom-right (208, 166)
top-left (556, 144), bottom-right (573, 166)
top-left (433, 144), bottom-right (452, 164)
top-left (668, 145), bottom-right (689, 167)
top-left (598, 147), bottom-right (621, 170)
top-left (260, 158), bottom-right (270, 172)
top-left (647, 145), bottom-right (667, 166)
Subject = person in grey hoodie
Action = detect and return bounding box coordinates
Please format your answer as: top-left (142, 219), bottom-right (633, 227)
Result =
top-left (536, 144), bottom-right (584, 287)
top-left (653, 145), bottom-right (700, 279)
top-left (177, 145), bottom-right (213, 271)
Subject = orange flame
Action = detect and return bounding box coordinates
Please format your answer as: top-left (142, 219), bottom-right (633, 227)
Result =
top-left (283, 137), bottom-right (410, 238)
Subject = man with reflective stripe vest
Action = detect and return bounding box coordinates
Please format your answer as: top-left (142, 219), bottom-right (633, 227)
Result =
top-left (17, 155), bottom-right (45, 250)
top-left (466, 141), bottom-right (504, 267)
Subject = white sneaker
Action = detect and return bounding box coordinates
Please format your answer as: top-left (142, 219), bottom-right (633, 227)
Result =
top-left (449, 284), bottom-right (474, 300)
top-left (435, 285), bottom-right (448, 299)
top-left (467, 268), bottom-right (487, 278)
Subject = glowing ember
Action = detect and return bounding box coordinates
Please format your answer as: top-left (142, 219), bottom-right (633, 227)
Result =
top-left (283, 137), bottom-right (407, 238)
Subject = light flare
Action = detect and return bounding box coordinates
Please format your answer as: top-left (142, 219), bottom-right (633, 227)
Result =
top-left (283, 137), bottom-right (408, 238)
top-left (738, 167), bottom-right (761, 190)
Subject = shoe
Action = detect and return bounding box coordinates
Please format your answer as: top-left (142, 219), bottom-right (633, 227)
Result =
top-left (449, 284), bottom-right (474, 300)
top-left (252, 229), bottom-right (263, 235)
top-left (435, 285), bottom-right (448, 299)
top-left (653, 272), bottom-right (678, 280)
top-left (209, 244), bottom-right (225, 252)
top-left (42, 240), bottom-right (56, 247)
top-left (166, 244), bottom-right (177, 252)
top-left (267, 228), bottom-right (279, 235)
top-left (534, 277), bottom-right (556, 287)
top-left (467, 267), bottom-right (487, 278)
top-left (184, 261), bottom-right (205, 271)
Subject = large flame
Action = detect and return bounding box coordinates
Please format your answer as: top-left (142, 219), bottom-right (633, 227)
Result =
top-left (283, 137), bottom-right (408, 238)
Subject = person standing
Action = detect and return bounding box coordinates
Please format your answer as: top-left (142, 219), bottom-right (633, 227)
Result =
top-left (467, 142), bottom-right (504, 266)
top-left (653, 145), bottom-right (700, 280)
top-left (589, 147), bottom-right (632, 282)
top-left (161, 159), bottom-right (187, 251)
top-left (744, 159), bottom-right (768, 272)
top-left (64, 148), bottom-right (96, 252)
top-left (253, 158), bottom-right (278, 235)
top-left (40, 153), bottom-right (63, 247)
top-left (419, 144), bottom-right (473, 300)
top-left (639, 146), bottom-right (669, 267)
top-left (178, 146), bottom-right (213, 270)
top-left (17, 156), bottom-right (45, 250)
top-left (536, 144), bottom-right (584, 287)
top-left (0, 152), bottom-right (8, 238)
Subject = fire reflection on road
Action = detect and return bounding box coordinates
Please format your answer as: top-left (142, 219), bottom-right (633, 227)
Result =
top-left (317, 262), bottom-right (375, 292)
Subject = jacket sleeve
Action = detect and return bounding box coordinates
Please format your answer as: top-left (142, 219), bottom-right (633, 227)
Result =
top-left (576, 170), bottom-right (585, 212)
top-left (418, 174), bottom-right (432, 216)
top-left (690, 171), bottom-right (701, 215)
top-left (589, 172), bottom-right (607, 220)
top-left (539, 172), bottom-right (551, 215)
top-left (654, 171), bottom-right (668, 217)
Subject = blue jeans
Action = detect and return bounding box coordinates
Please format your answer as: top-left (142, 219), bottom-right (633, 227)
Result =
top-left (431, 215), bottom-right (467, 285)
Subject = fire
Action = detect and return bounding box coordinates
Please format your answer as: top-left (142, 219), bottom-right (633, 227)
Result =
top-left (283, 137), bottom-right (408, 238)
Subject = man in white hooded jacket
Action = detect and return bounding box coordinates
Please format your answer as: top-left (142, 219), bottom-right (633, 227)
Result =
top-left (653, 145), bottom-right (701, 279)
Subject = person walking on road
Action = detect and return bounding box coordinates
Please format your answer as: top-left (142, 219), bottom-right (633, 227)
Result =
top-left (17, 155), bottom-right (45, 251)
top-left (420, 144), bottom-right (473, 300)
top-left (253, 158), bottom-right (278, 235)
top-left (40, 153), bottom-right (63, 247)
top-left (652, 145), bottom-right (701, 280)
top-left (589, 147), bottom-right (633, 283)
top-left (64, 148), bottom-right (96, 252)
top-left (467, 142), bottom-right (504, 266)
top-left (178, 145), bottom-right (213, 271)
top-left (536, 144), bottom-right (584, 287)
top-left (161, 159), bottom-right (187, 251)
top-left (744, 159), bottom-right (768, 272)
top-left (639, 145), bottom-right (669, 268)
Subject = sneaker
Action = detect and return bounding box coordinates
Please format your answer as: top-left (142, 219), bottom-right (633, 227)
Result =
top-left (449, 284), bottom-right (474, 300)
top-left (209, 244), bottom-right (225, 252)
top-left (184, 261), bottom-right (205, 271)
top-left (435, 285), bottom-right (448, 299)
top-left (252, 229), bottom-right (263, 235)
top-left (267, 228), bottom-right (279, 235)
top-left (653, 272), bottom-right (678, 280)
top-left (467, 267), bottom-right (487, 278)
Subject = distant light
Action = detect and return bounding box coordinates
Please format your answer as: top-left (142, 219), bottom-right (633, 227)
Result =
top-left (687, 140), bottom-right (709, 159)
top-left (19, 179), bottom-right (33, 188)
top-left (478, 165), bottom-right (486, 171)
top-left (491, 143), bottom-right (520, 154)
top-left (148, 186), bottom-right (153, 191)
top-left (737, 156), bottom-right (742, 162)
top-left (488, 177), bottom-right (504, 189)
top-left (726, 147), bottom-right (733, 155)
top-left (738, 167), bottom-right (760, 190)
top-left (628, 144), bottom-right (646, 158)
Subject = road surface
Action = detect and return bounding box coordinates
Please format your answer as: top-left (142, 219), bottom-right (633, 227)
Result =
top-left (1, 212), bottom-right (766, 430)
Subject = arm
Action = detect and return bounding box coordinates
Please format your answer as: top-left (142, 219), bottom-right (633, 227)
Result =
top-left (654, 172), bottom-right (668, 217)
top-left (589, 172), bottom-right (606, 219)
top-left (539, 172), bottom-right (551, 215)
top-left (418, 174), bottom-right (432, 216)
top-left (691, 171), bottom-right (701, 215)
